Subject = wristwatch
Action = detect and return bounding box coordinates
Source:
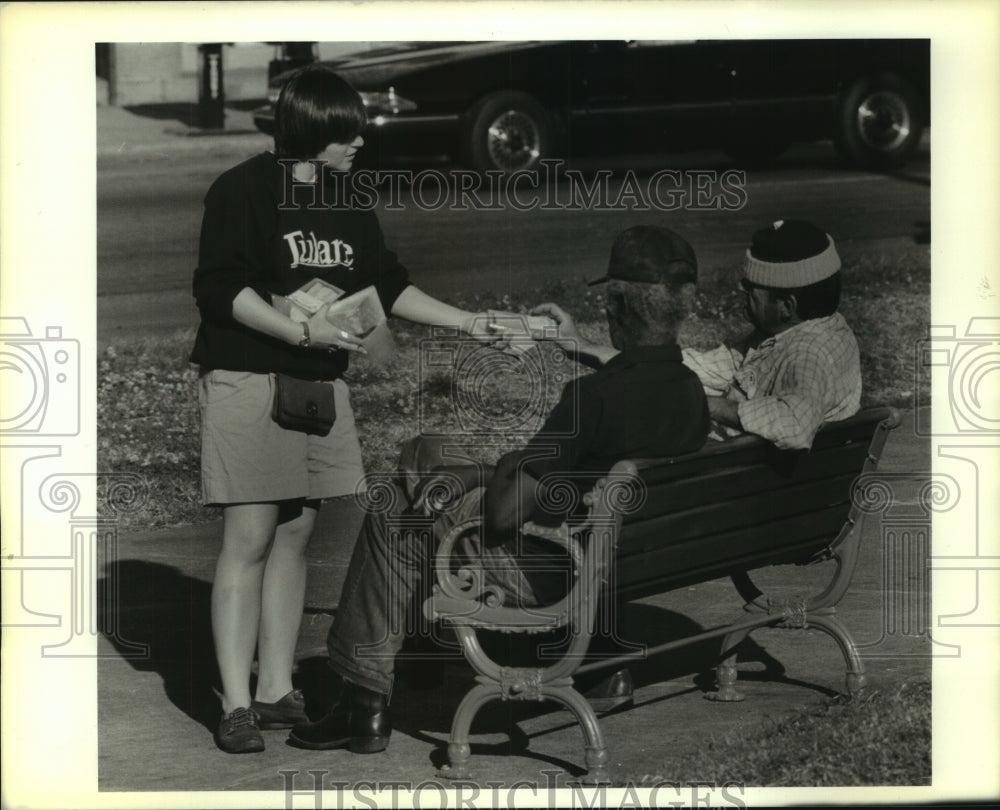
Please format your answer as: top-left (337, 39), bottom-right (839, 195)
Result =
top-left (297, 322), bottom-right (311, 348)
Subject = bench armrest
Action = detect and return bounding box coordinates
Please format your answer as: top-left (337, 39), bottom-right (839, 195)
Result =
top-left (432, 516), bottom-right (507, 606)
top-left (431, 515), bottom-right (588, 607)
top-left (431, 462), bottom-right (643, 612)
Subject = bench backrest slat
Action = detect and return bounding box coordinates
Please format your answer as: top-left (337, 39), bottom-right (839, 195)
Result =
top-left (607, 407), bottom-right (899, 602)
top-left (622, 470), bottom-right (859, 553)
top-left (630, 447), bottom-right (868, 522)
top-left (616, 503), bottom-right (852, 599)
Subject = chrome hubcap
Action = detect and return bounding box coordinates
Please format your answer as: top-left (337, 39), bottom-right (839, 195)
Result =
top-left (486, 109), bottom-right (541, 171)
top-left (856, 91), bottom-right (912, 152)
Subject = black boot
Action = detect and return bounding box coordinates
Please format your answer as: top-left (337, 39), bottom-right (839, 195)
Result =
top-left (577, 667), bottom-right (634, 712)
top-left (287, 682), bottom-right (391, 753)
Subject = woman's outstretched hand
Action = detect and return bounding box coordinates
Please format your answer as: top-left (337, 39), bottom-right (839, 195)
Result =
top-left (307, 306), bottom-right (367, 353)
top-left (461, 312), bottom-right (513, 351)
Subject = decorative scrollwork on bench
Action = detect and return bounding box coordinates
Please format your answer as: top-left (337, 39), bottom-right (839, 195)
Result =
top-left (767, 596), bottom-right (809, 629)
top-left (499, 667), bottom-right (544, 701)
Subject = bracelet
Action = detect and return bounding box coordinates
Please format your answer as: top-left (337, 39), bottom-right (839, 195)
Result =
top-left (297, 322), bottom-right (311, 348)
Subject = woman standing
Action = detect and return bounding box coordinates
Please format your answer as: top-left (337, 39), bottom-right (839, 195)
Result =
top-left (191, 65), bottom-right (497, 753)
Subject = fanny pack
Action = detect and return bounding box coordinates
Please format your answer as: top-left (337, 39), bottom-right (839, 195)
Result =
top-left (272, 374), bottom-right (336, 436)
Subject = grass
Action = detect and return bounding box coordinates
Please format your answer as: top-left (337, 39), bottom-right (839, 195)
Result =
top-left (97, 253), bottom-right (929, 532)
top-left (619, 679), bottom-right (931, 787)
top-left (96, 256), bottom-right (932, 786)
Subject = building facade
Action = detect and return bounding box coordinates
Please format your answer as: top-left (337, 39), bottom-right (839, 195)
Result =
top-left (96, 42), bottom-right (380, 107)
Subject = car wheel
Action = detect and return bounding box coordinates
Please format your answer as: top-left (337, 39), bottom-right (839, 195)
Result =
top-left (834, 72), bottom-right (924, 169)
top-left (462, 91), bottom-right (553, 173)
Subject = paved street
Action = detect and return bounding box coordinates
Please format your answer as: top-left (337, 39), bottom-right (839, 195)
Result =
top-left (97, 107), bottom-right (930, 345)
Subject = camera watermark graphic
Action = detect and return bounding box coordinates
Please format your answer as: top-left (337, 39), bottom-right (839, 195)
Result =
top-left (908, 319), bottom-right (1000, 642)
top-left (851, 472), bottom-right (962, 657)
top-left (528, 467), bottom-right (648, 660)
top-left (418, 318), bottom-right (578, 439)
top-left (1, 468), bottom-right (150, 658)
top-left (0, 317), bottom-right (80, 436)
top-left (277, 158), bottom-right (748, 214)
top-left (915, 316), bottom-right (1000, 435)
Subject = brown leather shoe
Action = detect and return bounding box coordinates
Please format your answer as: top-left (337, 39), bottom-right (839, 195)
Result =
top-left (287, 683), bottom-right (390, 754)
top-left (215, 706), bottom-right (265, 754)
top-left (251, 688), bottom-right (308, 730)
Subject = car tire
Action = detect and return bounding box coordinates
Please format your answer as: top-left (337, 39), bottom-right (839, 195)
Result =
top-left (461, 91), bottom-right (553, 173)
top-left (834, 72), bottom-right (924, 169)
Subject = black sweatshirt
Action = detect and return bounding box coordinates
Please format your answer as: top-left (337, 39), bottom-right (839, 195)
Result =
top-left (190, 152), bottom-right (411, 380)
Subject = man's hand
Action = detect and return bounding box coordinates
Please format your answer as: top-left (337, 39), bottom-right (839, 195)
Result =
top-left (531, 302), bottom-right (620, 367)
top-left (530, 303), bottom-right (578, 348)
top-left (707, 395), bottom-right (741, 428)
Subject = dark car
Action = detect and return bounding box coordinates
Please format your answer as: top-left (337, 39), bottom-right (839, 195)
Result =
top-left (254, 39), bottom-right (929, 171)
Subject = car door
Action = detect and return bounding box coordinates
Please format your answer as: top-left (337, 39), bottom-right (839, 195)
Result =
top-left (569, 40), bottom-right (738, 153)
top-left (728, 39), bottom-right (842, 146)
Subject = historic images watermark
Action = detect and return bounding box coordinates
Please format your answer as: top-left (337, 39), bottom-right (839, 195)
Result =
top-left (278, 158), bottom-right (749, 213)
top-left (279, 769), bottom-right (747, 809)
top-left (417, 317), bottom-right (577, 440)
top-left (912, 317), bottom-right (1000, 637)
top-left (0, 316), bottom-right (151, 658)
top-left (914, 316), bottom-right (1000, 436)
top-left (0, 316), bottom-right (80, 436)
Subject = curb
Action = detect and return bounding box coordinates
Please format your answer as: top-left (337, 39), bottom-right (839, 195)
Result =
top-left (97, 130), bottom-right (272, 158)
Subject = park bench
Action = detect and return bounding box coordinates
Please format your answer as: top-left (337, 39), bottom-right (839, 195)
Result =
top-left (423, 406), bottom-right (901, 783)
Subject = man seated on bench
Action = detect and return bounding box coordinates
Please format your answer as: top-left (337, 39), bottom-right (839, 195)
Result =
top-left (287, 225), bottom-right (710, 754)
top-left (682, 219), bottom-right (861, 450)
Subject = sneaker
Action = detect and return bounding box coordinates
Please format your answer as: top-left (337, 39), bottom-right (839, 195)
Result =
top-left (215, 706), bottom-right (265, 753)
top-left (251, 689), bottom-right (308, 730)
top-left (288, 683), bottom-right (390, 754)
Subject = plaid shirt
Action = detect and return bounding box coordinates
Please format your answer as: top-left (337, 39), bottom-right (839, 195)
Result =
top-left (682, 313), bottom-right (861, 450)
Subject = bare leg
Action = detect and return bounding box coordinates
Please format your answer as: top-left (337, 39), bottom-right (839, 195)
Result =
top-left (212, 502), bottom-right (279, 715)
top-left (255, 499), bottom-right (320, 703)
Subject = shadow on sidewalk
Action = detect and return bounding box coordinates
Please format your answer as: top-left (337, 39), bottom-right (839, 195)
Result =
top-left (352, 601), bottom-right (826, 777)
top-left (97, 559), bottom-right (838, 773)
top-left (123, 101), bottom-right (267, 129)
top-left (99, 559), bottom-right (220, 730)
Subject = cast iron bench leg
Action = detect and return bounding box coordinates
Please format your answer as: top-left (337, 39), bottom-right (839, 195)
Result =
top-left (705, 627), bottom-right (751, 702)
top-left (542, 685), bottom-right (610, 784)
top-left (807, 613), bottom-right (867, 697)
top-left (438, 682), bottom-right (496, 780)
top-left (437, 680), bottom-right (610, 784)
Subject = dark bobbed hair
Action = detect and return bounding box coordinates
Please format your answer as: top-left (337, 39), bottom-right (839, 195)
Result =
top-left (273, 65), bottom-right (367, 160)
top-left (747, 273), bottom-right (842, 320)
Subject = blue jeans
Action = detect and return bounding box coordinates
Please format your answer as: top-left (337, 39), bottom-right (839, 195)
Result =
top-left (326, 481), bottom-right (565, 696)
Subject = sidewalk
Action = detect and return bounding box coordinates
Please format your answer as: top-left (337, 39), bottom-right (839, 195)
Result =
top-left (97, 410), bottom-right (933, 793)
top-left (97, 104), bottom-right (271, 158)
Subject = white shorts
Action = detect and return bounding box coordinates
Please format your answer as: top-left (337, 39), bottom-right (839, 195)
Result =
top-left (198, 370), bottom-right (366, 506)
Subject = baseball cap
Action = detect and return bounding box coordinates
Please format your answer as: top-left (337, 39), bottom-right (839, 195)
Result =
top-left (588, 225), bottom-right (697, 286)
